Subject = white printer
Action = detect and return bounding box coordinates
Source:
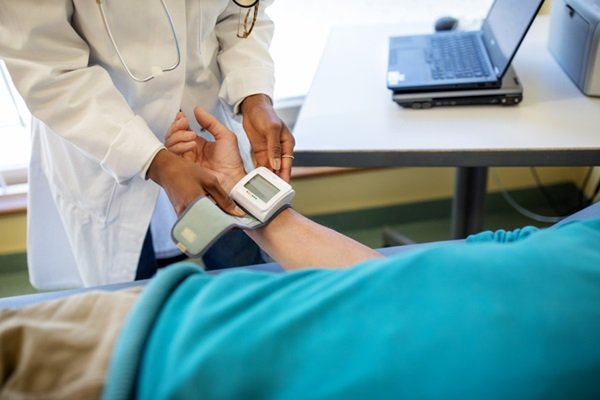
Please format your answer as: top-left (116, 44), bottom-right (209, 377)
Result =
top-left (548, 0), bottom-right (600, 96)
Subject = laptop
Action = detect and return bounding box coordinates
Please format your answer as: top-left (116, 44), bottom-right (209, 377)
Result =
top-left (392, 64), bottom-right (523, 109)
top-left (386, 0), bottom-right (544, 94)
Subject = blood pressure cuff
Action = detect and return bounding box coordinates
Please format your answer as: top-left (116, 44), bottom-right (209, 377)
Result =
top-left (171, 196), bottom-right (281, 258)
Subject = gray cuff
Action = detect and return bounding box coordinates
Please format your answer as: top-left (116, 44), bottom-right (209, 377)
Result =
top-left (171, 197), bottom-right (264, 258)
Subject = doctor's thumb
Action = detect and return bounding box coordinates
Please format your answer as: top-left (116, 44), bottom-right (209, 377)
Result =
top-left (205, 182), bottom-right (245, 217)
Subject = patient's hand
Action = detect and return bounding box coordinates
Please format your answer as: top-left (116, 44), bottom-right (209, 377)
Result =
top-left (165, 106), bottom-right (246, 193)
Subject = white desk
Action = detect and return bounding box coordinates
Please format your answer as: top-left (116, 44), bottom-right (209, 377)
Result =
top-left (293, 16), bottom-right (600, 238)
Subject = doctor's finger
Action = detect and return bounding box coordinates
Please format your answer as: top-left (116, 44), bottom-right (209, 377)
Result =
top-left (279, 156), bottom-right (293, 182)
top-left (277, 125), bottom-right (295, 182)
top-left (204, 180), bottom-right (245, 217)
top-left (266, 130), bottom-right (283, 172)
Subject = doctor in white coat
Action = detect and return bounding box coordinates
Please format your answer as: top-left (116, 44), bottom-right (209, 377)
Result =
top-left (0, 0), bottom-right (294, 289)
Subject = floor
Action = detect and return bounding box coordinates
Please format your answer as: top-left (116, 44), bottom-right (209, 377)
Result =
top-left (0, 183), bottom-right (583, 298)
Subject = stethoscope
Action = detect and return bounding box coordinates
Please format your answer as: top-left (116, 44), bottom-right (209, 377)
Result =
top-left (234, 0), bottom-right (260, 39)
top-left (233, 0), bottom-right (258, 6)
top-left (96, 0), bottom-right (259, 83)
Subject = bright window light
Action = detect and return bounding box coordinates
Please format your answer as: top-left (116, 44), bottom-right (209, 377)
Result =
top-left (0, 61), bottom-right (30, 188)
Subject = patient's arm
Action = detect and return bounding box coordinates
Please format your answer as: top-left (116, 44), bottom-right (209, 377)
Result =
top-left (165, 107), bottom-right (382, 269)
top-left (245, 208), bottom-right (382, 270)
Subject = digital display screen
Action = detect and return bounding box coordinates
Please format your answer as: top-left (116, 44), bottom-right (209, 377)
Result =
top-left (245, 174), bottom-right (280, 203)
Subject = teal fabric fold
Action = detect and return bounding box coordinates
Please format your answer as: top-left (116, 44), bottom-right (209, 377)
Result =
top-left (104, 219), bottom-right (600, 399)
top-left (102, 263), bottom-right (204, 400)
top-left (466, 225), bottom-right (540, 243)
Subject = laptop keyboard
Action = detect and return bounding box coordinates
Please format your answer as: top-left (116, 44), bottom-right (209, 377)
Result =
top-left (425, 34), bottom-right (491, 80)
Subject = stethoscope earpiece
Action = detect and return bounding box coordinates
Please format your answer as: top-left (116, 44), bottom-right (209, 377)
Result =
top-left (233, 0), bottom-right (259, 8)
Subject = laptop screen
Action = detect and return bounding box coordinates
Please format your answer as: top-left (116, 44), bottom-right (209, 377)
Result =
top-left (481, 0), bottom-right (544, 77)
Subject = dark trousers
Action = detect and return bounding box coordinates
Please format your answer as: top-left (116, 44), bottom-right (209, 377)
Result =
top-left (135, 228), bottom-right (265, 280)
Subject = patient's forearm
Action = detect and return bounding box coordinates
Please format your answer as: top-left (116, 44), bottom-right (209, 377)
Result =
top-left (245, 208), bottom-right (383, 270)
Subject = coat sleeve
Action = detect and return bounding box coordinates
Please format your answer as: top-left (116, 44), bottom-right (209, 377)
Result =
top-left (0, 0), bottom-right (163, 183)
top-left (214, 0), bottom-right (276, 112)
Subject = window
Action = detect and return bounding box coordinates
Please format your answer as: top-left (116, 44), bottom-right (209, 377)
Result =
top-left (0, 61), bottom-right (29, 195)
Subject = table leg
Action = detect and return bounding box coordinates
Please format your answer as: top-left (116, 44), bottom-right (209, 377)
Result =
top-left (451, 167), bottom-right (488, 239)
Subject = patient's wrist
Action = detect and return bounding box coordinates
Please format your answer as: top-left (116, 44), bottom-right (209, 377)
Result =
top-left (256, 206), bottom-right (293, 229)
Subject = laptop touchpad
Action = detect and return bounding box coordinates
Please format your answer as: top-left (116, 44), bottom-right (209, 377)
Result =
top-left (388, 48), bottom-right (429, 84)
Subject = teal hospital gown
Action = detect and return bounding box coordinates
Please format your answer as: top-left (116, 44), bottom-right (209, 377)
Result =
top-left (104, 219), bottom-right (600, 400)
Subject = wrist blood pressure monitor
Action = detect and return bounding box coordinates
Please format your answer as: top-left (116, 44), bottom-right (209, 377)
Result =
top-left (230, 166), bottom-right (295, 222)
top-left (171, 167), bottom-right (295, 258)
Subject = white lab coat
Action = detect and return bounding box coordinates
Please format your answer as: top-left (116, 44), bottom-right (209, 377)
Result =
top-left (0, 0), bottom-right (275, 289)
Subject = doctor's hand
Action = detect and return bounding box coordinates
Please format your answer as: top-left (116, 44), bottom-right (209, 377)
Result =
top-left (165, 106), bottom-right (247, 194)
top-left (241, 94), bottom-right (295, 182)
top-left (147, 146), bottom-right (244, 218)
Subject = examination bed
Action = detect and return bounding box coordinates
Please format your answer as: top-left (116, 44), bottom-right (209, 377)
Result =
top-left (0, 244), bottom-right (427, 309)
top-left (1, 200), bottom-right (599, 309)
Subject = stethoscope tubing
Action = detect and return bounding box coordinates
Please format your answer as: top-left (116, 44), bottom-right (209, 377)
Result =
top-left (96, 0), bottom-right (181, 82)
top-left (96, 0), bottom-right (256, 82)
top-left (233, 0), bottom-right (259, 8)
